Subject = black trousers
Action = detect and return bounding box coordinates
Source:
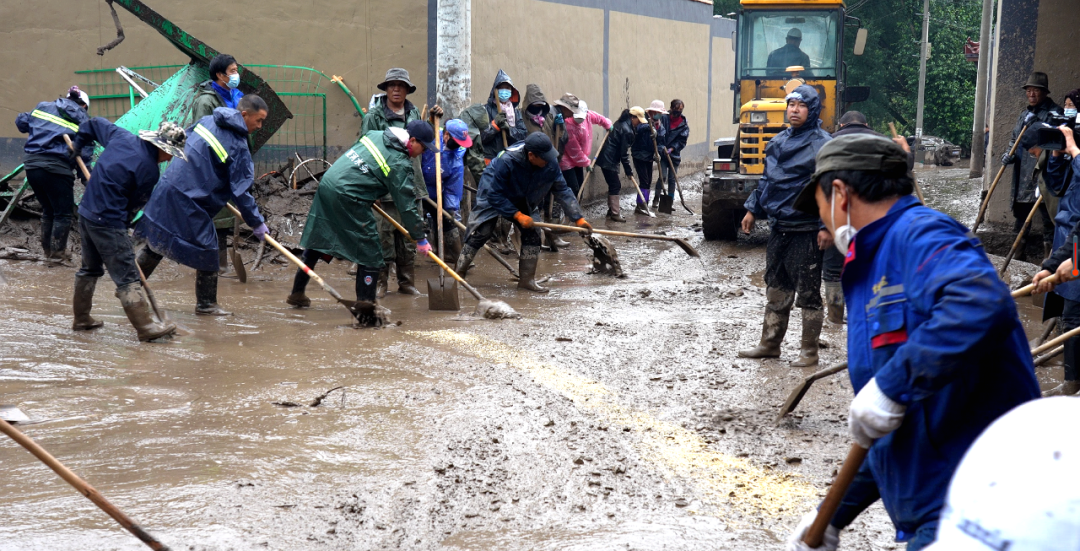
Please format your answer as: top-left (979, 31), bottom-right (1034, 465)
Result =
top-left (632, 158), bottom-right (653, 200)
top-left (561, 167), bottom-right (585, 198)
top-left (822, 246), bottom-right (844, 283)
top-left (1062, 298), bottom-right (1080, 382)
top-left (76, 218), bottom-right (141, 287)
top-left (600, 167), bottom-right (622, 196)
top-left (765, 228), bottom-right (824, 310)
top-left (25, 167), bottom-right (75, 252)
top-left (465, 217), bottom-right (541, 251)
top-left (290, 249), bottom-right (379, 302)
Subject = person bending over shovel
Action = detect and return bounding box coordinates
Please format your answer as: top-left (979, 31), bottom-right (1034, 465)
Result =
top-left (134, 95), bottom-right (270, 316)
top-left (784, 134), bottom-right (1039, 551)
top-left (455, 133), bottom-right (591, 293)
top-left (69, 119), bottom-right (186, 342)
top-left (286, 120), bottom-right (435, 326)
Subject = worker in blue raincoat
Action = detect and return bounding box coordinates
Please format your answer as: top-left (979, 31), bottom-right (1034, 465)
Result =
top-left (14, 86), bottom-right (93, 262)
top-left (740, 84), bottom-right (833, 367)
top-left (785, 134), bottom-right (1039, 551)
top-left (421, 118), bottom-right (469, 266)
top-left (135, 96), bottom-right (270, 316)
top-left (70, 118), bottom-right (187, 342)
top-left (455, 133), bottom-right (590, 293)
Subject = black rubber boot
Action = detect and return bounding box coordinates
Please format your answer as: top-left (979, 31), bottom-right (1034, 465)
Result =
top-left (791, 308), bottom-right (824, 367)
top-left (824, 281), bottom-right (845, 325)
top-left (396, 261), bottom-right (420, 295)
top-left (738, 287), bottom-right (794, 358)
top-left (39, 215), bottom-right (53, 260)
top-left (455, 244), bottom-right (479, 278)
top-left (116, 283), bottom-right (176, 342)
top-left (217, 230), bottom-right (230, 274)
top-left (353, 265), bottom-right (386, 327)
top-left (195, 270), bottom-right (232, 315)
top-left (49, 217), bottom-right (72, 264)
top-left (287, 249), bottom-right (320, 307)
top-left (72, 275), bottom-right (104, 331)
top-left (517, 246), bottom-right (549, 293)
top-left (376, 266), bottom-right (389, 298)
top-left (136, 248), bottom-right (163, 279)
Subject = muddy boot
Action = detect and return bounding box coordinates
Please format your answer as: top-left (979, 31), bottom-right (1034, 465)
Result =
top-left (455, 244), bottom-right (479, 278)
top-left (72, 275), bottom-right (105, 331)
top-left (375, 266), bottom-right (389, 298)
top-left (217, 230), bottom-right (230, 274)
top-left (116, 282), bottom-right (176, 342)
top-left (396, 261), bottom-right (420, 295)
top-left (824, 281), bottom-right (845, 325)
top-left (194, 270), bottom-right (232, 315)
top-left (651, 188), bottom-right (660, 209)
top-left (347, 263), bottom-right (358, 276)
top-left (445, 228), bottom-right (463, 268)
top-left (791, 308), bottom-right (824, 367)
top-left (607, 195), bottom-right (626, 222)
top-left (517, 245), bottom-right (549, 293)
top-left (48, 217), bottom-right (72, 264)
top-left (285, 293), bottom-right (311, 308)
top-left (738, 288), bottom-right (794, 358)
top-left (136, 248), bottom-right (163, 279)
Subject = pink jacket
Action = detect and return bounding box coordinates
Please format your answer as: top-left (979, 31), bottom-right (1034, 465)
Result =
top-left (559, 111), bottom-right (612, 171)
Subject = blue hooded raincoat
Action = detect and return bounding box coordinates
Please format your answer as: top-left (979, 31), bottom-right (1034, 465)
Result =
top-left (467, 143), bottom-right (584, 234)
top-left (15, 98), bottom-right (93, 169)
top-left (833, 195), bottom-right (1039, 541)
top-left (135, 108), bottom-right (264, 272)
top-left (73, 118), bottom-right (163, 228)
top-left (422, 145), bottom-right (465, 212)
top-left (744, 84), bottom-right (832, 231)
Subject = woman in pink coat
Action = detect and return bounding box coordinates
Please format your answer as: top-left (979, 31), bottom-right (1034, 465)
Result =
top-left (554, 94), bottom-right (611, 202)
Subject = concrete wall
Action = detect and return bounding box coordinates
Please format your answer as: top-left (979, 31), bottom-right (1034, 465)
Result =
top-left (984, 0), bottom-right (1080, 241)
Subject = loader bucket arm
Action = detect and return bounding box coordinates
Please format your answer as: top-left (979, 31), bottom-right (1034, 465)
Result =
top-left (109, 0), bottom-right (292, 153)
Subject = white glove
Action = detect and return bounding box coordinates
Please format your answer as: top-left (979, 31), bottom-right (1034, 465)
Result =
top-left (848, 377), bottom-right (907, 448)
top-left (786, 510), bottom-right (840, 551)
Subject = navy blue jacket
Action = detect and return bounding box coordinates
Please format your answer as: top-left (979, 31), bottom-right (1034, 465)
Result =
top-left (631, 121), bottom-right (660, 162)
top-left (743, 85), bottom-right (832, 231)
top-left (834, 196), bottom-right (1039, 540)
top-left (479, 70), bottom-right (527, 159)
top-left (467, 143), bottom-right (584, 233)
top-left (15, 98), bottom-right (92, 167)
top-left (1043, 154), bottom-right (1080, 300)
top-left (422, 145), bottom-right (465, 212)
top-left (658, 114), bottom-right (689, 161)
top-left (73, 118), bottom-right (162, 229)
top-left (135, 108), bottom-right (264, 272)
top-left (596, 118), bottom-right (634, 174)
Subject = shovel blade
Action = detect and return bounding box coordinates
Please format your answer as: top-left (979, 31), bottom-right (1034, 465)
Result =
top-left (427, 277), bottom-right (461, 311)
top-left (674, 238), bottom-right (700, 258)
top-left (232, 249), bottom-right (247, 283)
top-left (658, 195), bottom-right (675, 214)
top-left (0, 405), bottom-right (30, 424)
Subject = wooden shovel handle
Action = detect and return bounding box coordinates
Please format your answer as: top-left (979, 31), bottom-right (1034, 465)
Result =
top-left (1032, 324), bottom-right (1080, 357)
top-left (534, 220), bottom-right (677, 243)
top-left (974, 124), bottom-right (1029, 232)
top-left (0, 418), bottom-right (170, 550)
top-left (1012, 273), bottom-right (1059, 298)
top-left (577, 131), bottom-right (610, 202)
top-left (63, 135), bottom-right (92, 181)
top-left (804, 443), bottom-right (868, 548)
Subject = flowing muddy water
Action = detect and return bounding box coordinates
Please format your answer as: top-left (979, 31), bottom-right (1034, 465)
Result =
top-left (0, 169), bottom-right (1058, 550)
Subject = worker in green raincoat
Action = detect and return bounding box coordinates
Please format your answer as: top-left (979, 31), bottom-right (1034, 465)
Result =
top-left (287, 120), bottom-right (437, 325)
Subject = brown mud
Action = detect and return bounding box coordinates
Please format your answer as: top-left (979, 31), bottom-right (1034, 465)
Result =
top-left (0, 169), bottom-right (1060, 550)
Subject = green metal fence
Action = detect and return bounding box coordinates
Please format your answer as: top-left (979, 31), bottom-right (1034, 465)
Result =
top-left (76, 63), bottom-right (352, 174)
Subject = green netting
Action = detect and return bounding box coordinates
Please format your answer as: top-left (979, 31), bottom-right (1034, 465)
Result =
top-left (76, 64), bottom-right (350, 174)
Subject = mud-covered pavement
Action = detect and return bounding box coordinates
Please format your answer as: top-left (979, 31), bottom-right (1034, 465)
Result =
top-left (0, 168), bottom-right (1058, 550)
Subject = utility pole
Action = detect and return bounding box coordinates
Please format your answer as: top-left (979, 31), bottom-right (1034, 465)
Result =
top-left (969, 0), bottom-right (994, 178)
top-left (914, 0), bottom-right (931, 155)
top-left (436, 0), bottom-right (471, 118)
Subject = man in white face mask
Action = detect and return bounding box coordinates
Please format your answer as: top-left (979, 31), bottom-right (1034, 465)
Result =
top-left (783, 134), bottom-right (1039, 551)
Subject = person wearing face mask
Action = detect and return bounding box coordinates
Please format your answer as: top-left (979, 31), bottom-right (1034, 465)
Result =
top-left (480, 70), bottom-right (527, 161)
top-left (784, 134), bottom-right (1039, 551)
top-left (190, 54), bottom-right (246, 275)
top-left (135, 95), bottom-right (272, 317)
top-left (15, 85), bottom-right (93, 263)
top-left (1001, 72), bottom-right (1061, 261)
top-left (631, 100), bottom-right (667, 214)
top-left (655, 99), bottom-right (689, 209)
top-left (739, 85), bottom-right (833, 367)
top-left (420, 118), bottom-right (470, 266)
top-left (556, 94), bottom-right (612, 207)
top-left (286, 120), bottom-right (436, 326)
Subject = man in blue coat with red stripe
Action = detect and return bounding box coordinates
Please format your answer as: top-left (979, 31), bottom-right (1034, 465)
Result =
top-left (785, 134), bottom-right (1039, 551)
top-left (135, 95), bottom-right (270, 316)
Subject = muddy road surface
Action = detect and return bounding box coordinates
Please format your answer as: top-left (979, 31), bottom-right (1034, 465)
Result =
top-left (0, 169), bottom-right (1057, 550)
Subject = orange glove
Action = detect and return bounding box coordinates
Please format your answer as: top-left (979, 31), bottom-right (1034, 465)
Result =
top-left (575, 218), bottom-right (593, 234)
top-left (513, 211), bottom-right (534, 229)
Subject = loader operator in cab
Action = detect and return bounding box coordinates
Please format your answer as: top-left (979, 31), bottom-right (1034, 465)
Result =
top-left (768, 28), bottom-right (813, 77)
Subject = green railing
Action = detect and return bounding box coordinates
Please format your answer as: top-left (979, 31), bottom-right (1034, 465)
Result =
top-left (76, 63), bottom-right (357, 174)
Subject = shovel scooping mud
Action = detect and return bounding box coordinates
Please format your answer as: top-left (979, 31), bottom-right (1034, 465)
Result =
top-left (374, 204), bottom-right (519, 320)
top-left (533, 221), bottom-right (700, 258)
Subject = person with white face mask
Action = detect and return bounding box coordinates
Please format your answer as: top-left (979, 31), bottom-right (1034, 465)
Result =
top-left (783, 134), bottom-right (1039, 551)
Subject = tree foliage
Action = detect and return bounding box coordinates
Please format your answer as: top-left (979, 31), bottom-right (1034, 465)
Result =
top-left (716, 0), bottom-right (983, 148)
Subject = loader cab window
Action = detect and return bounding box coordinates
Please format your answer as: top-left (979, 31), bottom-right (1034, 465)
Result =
top-left (738, 10), bottom-right (840, 79)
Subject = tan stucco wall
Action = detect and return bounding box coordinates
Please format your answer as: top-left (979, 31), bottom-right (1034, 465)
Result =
top-left (0, 0), bottom-right (429, 151)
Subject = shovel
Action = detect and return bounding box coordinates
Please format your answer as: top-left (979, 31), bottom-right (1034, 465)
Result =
top-left (652, 135), bottom-right (675, 215)
top-left (225, 204), bottom-right (370, 324)
top-left (1012, 273), bottom-right (1059, 298)
top-left (660, 143), bottom-right (694, 215)
top-left (577, 132), bottom-right (609, 202)
top-left (974, 121), bottom-right (1030, 233)
top-left (426, 114), bottom-right (460, 311)
top-left (803, 443), bottom-right (869, 548)
top-left (0, 417), bottom-right (172, 550)
top-left (423, 197), bottom-right (519, 279)
top-left (533, 221), bottom-right (699, 258)
top-left (774, 362), bottom-right (848, 424)
top-left (232, 216), bottom-right (247, 283)
top-left (374, 204), bottom-right (519, 319)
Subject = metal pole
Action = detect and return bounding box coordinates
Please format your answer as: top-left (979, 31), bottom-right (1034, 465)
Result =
top-left (970, 0), bottom-right (995, 178)
top-left (436, 0), bottom-right (471, 117)
top-left (914, 0), bottom-right (931, 150)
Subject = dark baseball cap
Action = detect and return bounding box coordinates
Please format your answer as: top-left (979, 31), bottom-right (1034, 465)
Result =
top-left (405, 120), bottom-right (440, 152)
top-left (794, 134), bottom-right (910, 215)
top-left (523, 132), bottom-right (558, 166)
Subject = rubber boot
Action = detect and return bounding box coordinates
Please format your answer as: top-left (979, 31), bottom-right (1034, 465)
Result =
top-left (347, 263), bottom-right (358, 276)
top-left (1045, 338), bottom-right (1080, 396)
top-left (195, 270), bottom-right (232, 315)
top-left (352, 265), bottom-right (385, 327)
top-left (217, 230), bottom-right (230, 274)
top-left (635, 189), bottom-right (651, 215)
top-left (651, 184), bottom-right (660, 209)
top-left (396, 260), bottom-right (420, 295)
top-left (824, 281), bottom-right (845, 325)
top-left (791, 308), bottom-right (824, 367)
top-left (376, 266), bottom-right (389, 298)
top-left (455, 244), bottom-right (479, 278)
top-left (136, 248), bottom-right (163, 279)
top-left (116, 282), bottom-right (176, 342)
top-left (517, 245), bottom-right (549, 293)
top-left (738, 287), bottom-right (793, 358)
top-left (445, 228), bottom-right (463, 268)
top-left (72, 275), bottom-right (104, 331)
top-left (39, 215), bottom-right (53, 261)
top-left (607, 195), bottom-right (626, 222)
top-left (48, 217), bottom-right (72, 264)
